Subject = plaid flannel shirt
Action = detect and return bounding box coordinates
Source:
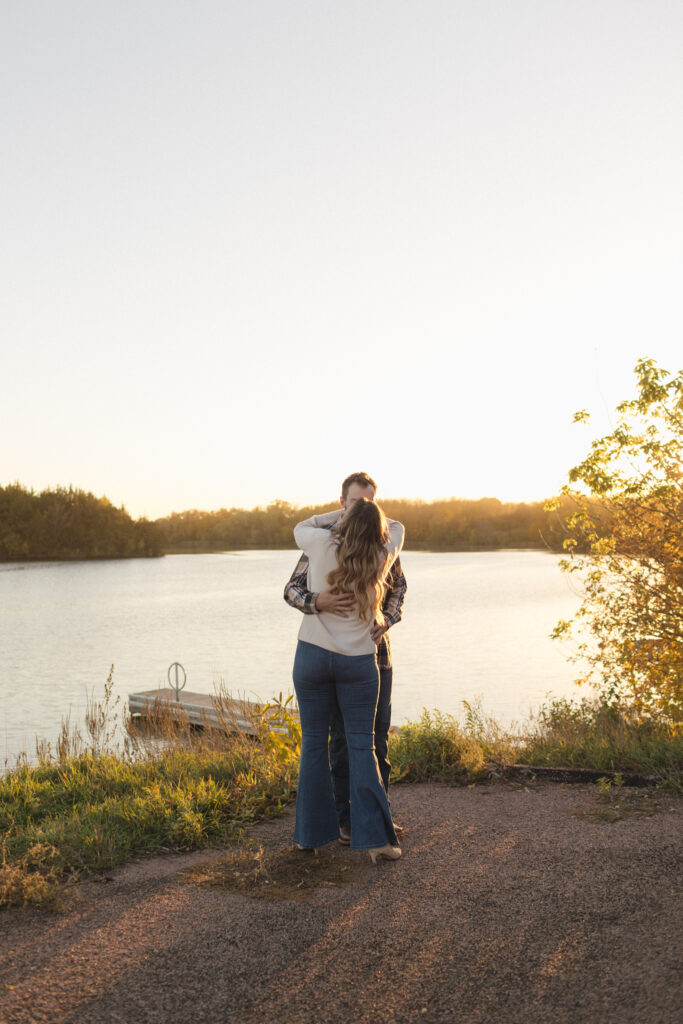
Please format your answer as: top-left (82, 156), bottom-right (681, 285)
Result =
top-left (283, 546), bottom-right (407, 670)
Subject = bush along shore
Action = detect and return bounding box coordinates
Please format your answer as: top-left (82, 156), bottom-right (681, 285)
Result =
top-left (1, 679), bottom-right (680, 910)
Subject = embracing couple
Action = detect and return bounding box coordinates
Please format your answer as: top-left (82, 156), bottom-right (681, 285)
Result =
top-left (283, 471), bottom-right (407, 865)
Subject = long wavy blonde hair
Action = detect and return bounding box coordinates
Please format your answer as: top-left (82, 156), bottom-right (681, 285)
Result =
top-left (327, 498), bottom-right (392, 625)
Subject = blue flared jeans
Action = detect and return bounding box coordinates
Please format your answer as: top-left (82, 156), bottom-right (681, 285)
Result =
top-left (292, 640), bottom-right (397, 850)
top-left (329, 665), bottom-right (393, 830)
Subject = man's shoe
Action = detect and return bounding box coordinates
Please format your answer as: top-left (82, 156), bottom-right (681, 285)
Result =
top-left (338, 826), bottom-right (351, 846)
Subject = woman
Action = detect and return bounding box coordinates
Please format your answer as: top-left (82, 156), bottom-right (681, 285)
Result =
top-left (291, 498), bottom-right (404, 863)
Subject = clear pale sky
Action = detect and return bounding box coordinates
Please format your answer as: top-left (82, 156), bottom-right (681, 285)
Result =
top-left (3, 1), bottom-right (682, 519)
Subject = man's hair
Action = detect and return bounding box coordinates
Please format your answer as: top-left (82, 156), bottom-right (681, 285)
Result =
top-left (341, 471), bottom-right (377, 500)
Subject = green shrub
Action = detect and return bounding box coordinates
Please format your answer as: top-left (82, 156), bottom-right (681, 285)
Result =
top-left (388, 706), bottom-right (514, 783)
top-left (518, 696), bottom-right (682, 789)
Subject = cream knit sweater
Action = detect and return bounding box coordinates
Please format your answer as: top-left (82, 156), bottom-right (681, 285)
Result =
top-left (293, 509), bottom-right (405, 656)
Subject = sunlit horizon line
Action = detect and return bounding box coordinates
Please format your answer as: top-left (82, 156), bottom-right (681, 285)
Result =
top-left (3, 479), bottom-right (566, 520)
top-left (150, 491), bottom-right (562, 519)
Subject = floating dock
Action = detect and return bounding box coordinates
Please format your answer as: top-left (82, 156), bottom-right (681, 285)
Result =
top-left (128, 689), bottom-right (264, 735)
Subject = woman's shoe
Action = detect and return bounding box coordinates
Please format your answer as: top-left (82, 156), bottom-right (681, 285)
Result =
top-left (294, 842), bottom-right (314, 852)
top-left (338, 826), bottom-right (351, 846)
top-left (368, 844), bottom-right (402, 865)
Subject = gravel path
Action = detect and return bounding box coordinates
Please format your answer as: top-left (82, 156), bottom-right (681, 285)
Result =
top-left (1, 782), bottom-right (681, 1024)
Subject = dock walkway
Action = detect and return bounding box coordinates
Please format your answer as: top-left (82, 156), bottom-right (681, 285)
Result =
top-left (128, 689), bottom-right (262, 734)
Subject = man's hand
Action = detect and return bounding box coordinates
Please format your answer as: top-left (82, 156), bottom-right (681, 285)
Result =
top-left (315, 587), bottom-right (355, 616)
top-left (371, 621), bottom-right (388, 644)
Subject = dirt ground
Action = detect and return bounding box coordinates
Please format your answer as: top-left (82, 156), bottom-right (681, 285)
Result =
top-left (1, 781), bottom-right (681, 1024)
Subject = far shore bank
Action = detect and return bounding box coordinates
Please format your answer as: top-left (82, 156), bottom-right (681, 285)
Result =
top-left (1, 484), bottom-right (583, 562)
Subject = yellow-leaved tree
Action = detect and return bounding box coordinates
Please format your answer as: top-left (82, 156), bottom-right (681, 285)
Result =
top-left (551, 358), bottom-right (682, 722)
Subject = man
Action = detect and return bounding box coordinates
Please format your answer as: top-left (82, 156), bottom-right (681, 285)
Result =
top-left (283, 471), bottom-right (407, 843)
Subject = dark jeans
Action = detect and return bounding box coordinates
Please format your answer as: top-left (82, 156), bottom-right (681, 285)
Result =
top-left (292, 641), bottom-right (396, 850)
top-left (329, 665), bottom-right (392, 830)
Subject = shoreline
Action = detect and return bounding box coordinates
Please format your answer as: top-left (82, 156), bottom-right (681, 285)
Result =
top-left (2, 699), bottom-right (680, 911)
top-left (1, 544), bottom-right (565, 565)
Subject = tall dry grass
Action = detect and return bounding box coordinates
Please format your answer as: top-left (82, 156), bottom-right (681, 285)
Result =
top-left (0, 671), bottom-right (301, 909)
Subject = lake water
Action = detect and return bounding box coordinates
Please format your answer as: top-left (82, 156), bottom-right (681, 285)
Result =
top-left (0, 550), bottom-right (584, 765)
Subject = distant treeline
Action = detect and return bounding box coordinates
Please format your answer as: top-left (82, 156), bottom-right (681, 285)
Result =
top-left (0, 484), bottom-right (164, 561)
top-left (157, 496), bottom-right (578, 553)
top-left (1, 485), bottom-right (583, 563)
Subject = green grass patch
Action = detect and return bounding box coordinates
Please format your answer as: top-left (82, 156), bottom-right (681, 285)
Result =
top-left (1, 737), bottom-right (297, 909)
